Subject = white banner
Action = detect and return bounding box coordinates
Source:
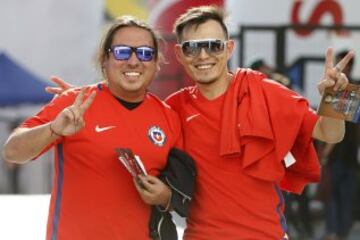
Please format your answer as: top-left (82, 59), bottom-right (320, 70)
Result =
top-left (0, 0), bottom-right (104, 86)
top-left (226, 0), bottom-right (360, 105)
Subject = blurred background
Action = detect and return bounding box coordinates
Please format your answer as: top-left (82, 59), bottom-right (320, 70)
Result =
top-left (1, 0), bottom-right (360, 239)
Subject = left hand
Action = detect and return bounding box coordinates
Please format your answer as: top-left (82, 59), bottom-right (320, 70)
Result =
top-left (45, 76), bottom-right (73, 95)
top-left (317, 48), bottom-right (354, 96)
top-left (50, 88), bottom-right (96, 136)
top-left (134, 175), bottom-right (171, 207)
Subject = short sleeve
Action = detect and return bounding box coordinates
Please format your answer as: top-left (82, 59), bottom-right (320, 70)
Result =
top-left (20, 90), bottom-right (77, 158)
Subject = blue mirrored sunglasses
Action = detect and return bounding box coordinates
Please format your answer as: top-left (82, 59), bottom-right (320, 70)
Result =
top-left (180, 39), bottom-right (226, 57)
top-left (108, 45), bottom-right (155, 62)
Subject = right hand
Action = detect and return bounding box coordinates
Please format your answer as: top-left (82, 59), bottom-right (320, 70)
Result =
top-left (45, 76), bottom-right (73, 95)
top-left (134, 175), bottom-right (172, 207)
top-left (50, 88), bottom-right (96, 136)
top-left (317, 48), bottom-right (354, 96)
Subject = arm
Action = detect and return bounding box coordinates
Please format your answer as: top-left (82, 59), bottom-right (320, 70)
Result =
top-left (312, 117), bottom-right (345, 143)
top-left (2, 124), bottom-right (61, 164)
top-left (312, 48), bottom-right (354, 143)
top-left (319, 142), bottom-right (336, 165)
top-left (2, 89), bottom-right (96, 163)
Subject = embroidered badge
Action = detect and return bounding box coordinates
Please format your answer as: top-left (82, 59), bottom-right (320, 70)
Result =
top-left (148, 126), bottom-right (166, 147)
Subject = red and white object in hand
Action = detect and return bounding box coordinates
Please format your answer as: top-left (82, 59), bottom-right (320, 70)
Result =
top-left (115, 148), bottom-right (147, 177)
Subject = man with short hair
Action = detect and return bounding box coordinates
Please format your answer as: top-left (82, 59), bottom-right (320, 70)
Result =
top-left (165, 5), bottom-right (353, 239)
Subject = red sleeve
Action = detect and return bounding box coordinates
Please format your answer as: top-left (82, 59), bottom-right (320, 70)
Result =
top-left (280, 107), bottom-right (321, 194)
top-left (296, 107), bottom-right (319, 147)
top-left (165, 93), bottom-right (181, 114)
top-left (20, 90), bottom-right (78, 158)
top-left (22, 92), bottom-right (75, 127)
top-left (174, 119), bottom-right (184, 150)
top-left (167, 104), bottom-right (184, 150)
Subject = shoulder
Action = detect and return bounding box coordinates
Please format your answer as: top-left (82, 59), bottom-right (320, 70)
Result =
top-left (236, 68), bottom-right (311, 110)
top-left (261, 78), bottom-right (304, 100)
top-left (260, 78), bottom-right (314, 121)
top-left (165, 86), bottom-right (197, 107)
top-left (233, 68), bottom-right (266, 81)
top-left (147, 92), bottom-right (172, 110)
top-left (241, 68), bottom-right (299, 98)
top-left (234, 67), bottom-right (289, 89)
top-left (146, 93), bottom-right (179, 117)
top-left (166, 86), bottom-right (196, 99)
top-left (146, 92), bottom-right (182, 134)
top-left (232, 67), bottom-right (302, 100)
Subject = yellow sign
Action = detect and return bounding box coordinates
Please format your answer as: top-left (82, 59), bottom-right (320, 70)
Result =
top-left (105, 0), bottom-right (149, 20)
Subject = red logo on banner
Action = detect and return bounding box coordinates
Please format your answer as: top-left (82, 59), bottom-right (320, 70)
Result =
top-left (291, 0), bottom-right (344, 37)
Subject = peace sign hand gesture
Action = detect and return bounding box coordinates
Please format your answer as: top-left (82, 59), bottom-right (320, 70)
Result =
top-left (50, 88), bottom-right (96, 137)
top-left (317, 48), bottom-right (354, 96)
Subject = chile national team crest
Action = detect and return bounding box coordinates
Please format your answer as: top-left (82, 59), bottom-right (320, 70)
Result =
top-left (148, 126), bottom-right (166, 147)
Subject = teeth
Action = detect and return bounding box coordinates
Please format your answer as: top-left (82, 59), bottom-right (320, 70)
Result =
top-left (124, 72), bottom-right (140, 76)
top-left (196, 64), bottom-right (212, 69)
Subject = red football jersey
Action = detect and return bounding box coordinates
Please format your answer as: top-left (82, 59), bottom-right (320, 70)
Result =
top-left (165, 70), bottom-right (319, 239)
top-left (23, 83), bottom-right (182, 240)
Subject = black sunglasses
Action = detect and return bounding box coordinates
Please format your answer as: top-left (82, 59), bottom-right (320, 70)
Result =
top-left (180, 39), bottom-right (227, 57)
top-left (108, 45), bottom-right (155, 62)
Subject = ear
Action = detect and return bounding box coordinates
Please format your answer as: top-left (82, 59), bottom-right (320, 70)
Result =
top-left (174, 44), bottom-right (184, 64)
top-left (102, 59), bottom-right (109, 68)
top-left (156, 60), bottom-right (161, 71)
top-left (226, 40), bottom-right (235, 59)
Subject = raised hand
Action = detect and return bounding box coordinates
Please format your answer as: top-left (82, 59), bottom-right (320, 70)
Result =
top-left (50, 88), bottom-right (96, 136)
top-left (134, 174), bottom-right (171, 207)
top-left (45, 76), bottom-right (73, 95)
top-left (318, 48), bottom-right (354, 96)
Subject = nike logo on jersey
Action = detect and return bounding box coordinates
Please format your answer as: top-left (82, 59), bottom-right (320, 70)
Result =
top-left (186, 113), bottom-right (200, 122)
top-left (95, 125), bottom-right (116, 132)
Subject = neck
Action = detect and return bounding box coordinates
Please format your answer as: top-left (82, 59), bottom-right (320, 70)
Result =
top-left (107, 85), bottom-right (145, 102)
top-left (197, 72), bottom-right (233, 100)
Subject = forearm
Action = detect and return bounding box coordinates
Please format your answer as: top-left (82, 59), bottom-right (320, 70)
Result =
top-left (319, 142), bottom-right (335, 164)
top-left (2, 123), bottom-right (60, 163)
top-left (321, 143), bottom-right (336, 158)
top-left (312, 116), bottom-right (345, 143)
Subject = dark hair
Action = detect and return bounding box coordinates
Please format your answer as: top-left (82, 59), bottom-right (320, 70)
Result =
top-left (173, 5), bottom-right (229, 42)
top-left (335, 49), bottom-right (355, 75)
top-left (98, 16), bottom-right (162, 77)
top-left (336, 49), bottom-right (355, 71)
top-left (250, 59), bottom-right (266, 70)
